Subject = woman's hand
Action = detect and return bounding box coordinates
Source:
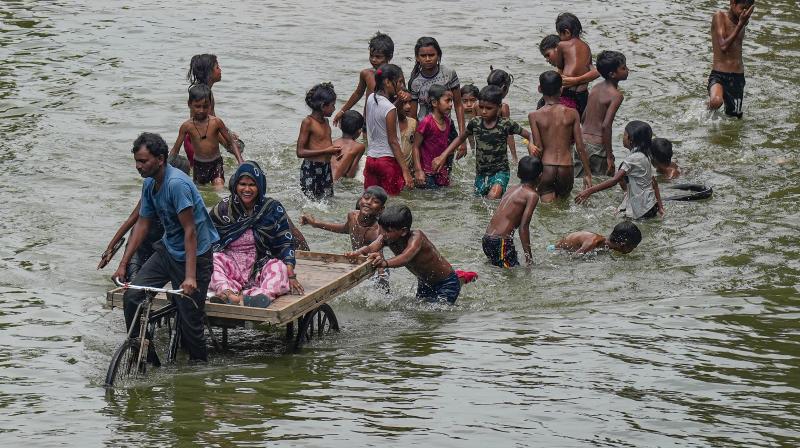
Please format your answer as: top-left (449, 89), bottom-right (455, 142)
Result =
top-left (289, 277), bottom-right (304, 295)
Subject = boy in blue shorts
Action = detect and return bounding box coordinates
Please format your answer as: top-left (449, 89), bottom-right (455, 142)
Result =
top-left (433, 85), bottom-right (537, 199)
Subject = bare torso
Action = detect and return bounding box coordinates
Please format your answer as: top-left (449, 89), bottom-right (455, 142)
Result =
top-left (711, 10), bottom-right (745, 73)
top-left (388, 231), bottom-right (452, 284)
top-left (582, 81), bottom-right (622, 144)
top-left (184, 116), bottom-right (225, 161)
top-left (529, 104), bottom-right (579, 166)
top-left (347, 211), bottom-right (380, 250)
top-left (560, 39), bottom-right (592, 92)
top-left (331, 138), bottom-right (365, 180)
top-left (303, 116), bottom-right (334, 163)
top-left (485, 185), bottom-right (538, 237)
top-left (556, 231), bottom-right (605, 253)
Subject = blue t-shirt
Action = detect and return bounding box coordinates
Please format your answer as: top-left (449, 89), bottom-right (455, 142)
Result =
top-left (140, 165), bottom-right (219, 261)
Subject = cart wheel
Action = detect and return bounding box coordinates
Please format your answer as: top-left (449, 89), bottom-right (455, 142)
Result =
top-left (105, 338), bottom-right (142, 387)
top-left (294, 304), bottom-right (339, 350)
top-left (285, 321), bottom-right (295, 341)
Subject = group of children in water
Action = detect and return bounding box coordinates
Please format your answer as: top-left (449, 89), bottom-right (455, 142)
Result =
top-left (163, 1), bottom-right (753, 304)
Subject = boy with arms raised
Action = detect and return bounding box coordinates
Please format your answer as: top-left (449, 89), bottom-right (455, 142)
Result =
top-left (433, 85), bottom-right (537, 199)
top-left (482, 156), bottom-right (542, 268)
top-left (171, 84), bottom-right (243, 188)
top-left (528, 71), bottom-right (592, 202)
top-left (301, 186), bottom-right (387, 250)
top-left (330, 110), bottom-right (366, 181)
top-left (347, 205), bottom-right (462, 304)
top-left (708, 0), bottom-right (755, 118)
top-left (577, 50), bottom-right (629, 177)
top-left (554, 221), bottom-right (642, 255)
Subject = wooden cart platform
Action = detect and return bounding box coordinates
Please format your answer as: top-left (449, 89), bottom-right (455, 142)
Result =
top-left (106, 251), bottom-right (374, 326)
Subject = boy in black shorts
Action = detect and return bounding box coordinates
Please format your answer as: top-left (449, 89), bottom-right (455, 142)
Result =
top-left (708, 0), bottom-right (755, 118)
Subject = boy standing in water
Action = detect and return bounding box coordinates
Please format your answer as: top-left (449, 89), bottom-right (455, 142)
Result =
top-left (554, 221), bottom-right (642, 254)
top-left (483, 156), bottom-right (542, 268)
top-left (578, 50), bottom-right (629, 177)
top-left (528, 71), bottom-right (592, 202)
top-left (297, 83), bottom-right (342, 200)
top-left (170, 84), bottom-right (243, 188)
top-left (708, 0), bottom-right (755, 118)
top-left (333, 32), bottom-right (395, 126)
top-left (300, 186), bottom-right (387, 250)
top-left (331, 110), bottom-right (366, 181)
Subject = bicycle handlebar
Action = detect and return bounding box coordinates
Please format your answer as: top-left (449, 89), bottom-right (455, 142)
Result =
top-left (114, 277), bottom-right (185, 295)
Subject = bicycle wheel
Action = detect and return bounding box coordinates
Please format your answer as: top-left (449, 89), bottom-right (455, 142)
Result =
top-left (294, 304), bottom-right (339, 350)
top-left (105, 337), bottom-right (141, 387)
top-left (166, 314), bottom-right (181, 364)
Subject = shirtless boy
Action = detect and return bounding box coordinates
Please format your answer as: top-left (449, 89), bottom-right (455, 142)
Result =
top-left (578, 50), bottom-right (629, 177)
top-left (528, 71), bottom-right (591, 202)
top-left (333, 32), bottom-right (395, 127)
top-left (555, 221), bottom-right (642, 254)
top-left (708, 0), bottom-right (755, 118)
top-left (170, 84), bottom-right (243, 188)
top-left (651, 138), bottom-right (681, 179)
top-left (331, 110), bottom-right (366, 181)
top-left (483, 156), bottom-right (542, 268)
top-left (348, 205), bottom-right (462, 304)
top-left (301, 186), bottom-right (387, 250)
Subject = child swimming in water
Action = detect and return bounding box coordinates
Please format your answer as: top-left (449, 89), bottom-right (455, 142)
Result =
top-left (347, 204), bottom-right (463, 304)
top-left (578, 50), bottom-right (629, 177)
top-left (708, 0), bottom-right (755, 118)
top-left (651, 137), bottom-right (681, 179)
top-left (528, 71), bottom-right (592, 202)
top-left (412, 84), bottom-right (457, 188)
top-left (434, 86), bottom-right (537, 199)
top-left (486, 67), bottom-right (518, 164)
top-left (333, 32), bottom-right (395, 127)
top-left (575, 121), bottom-right (664, 219)
top-left (170, 84), bottom-right (243, 189)
top-left (331, 110), bottom-right (366, 181)
top-left (301, 186), bottom-right (387, 250)
top-left (460, 84), bottom-right (479, 150)
top-left (554, 221), bottom-right (642, 254)
top-left (482, 156), bottom-right (542, 267)
top-left (296, 82), bottom-right (342, 200)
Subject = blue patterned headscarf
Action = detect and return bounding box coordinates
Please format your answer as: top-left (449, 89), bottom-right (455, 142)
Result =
top-left (210, 161), bottom-right (296, 275)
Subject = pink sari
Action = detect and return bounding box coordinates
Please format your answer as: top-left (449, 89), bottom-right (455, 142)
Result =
top-left (209, 229), bottom-right (290, 300)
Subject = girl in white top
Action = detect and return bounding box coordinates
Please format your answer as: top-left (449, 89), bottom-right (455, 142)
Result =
top-left (575, 121), bottom-right (664, 219)
top-left (364, 64), bottom-right (414, 196)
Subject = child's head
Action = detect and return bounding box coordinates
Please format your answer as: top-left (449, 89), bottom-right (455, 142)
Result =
top-left (378, 204), bottom-right (412, 242)
top-left (539, 70), bottom-right (563, 97)
top-left (486, 67), bottom-right (513, 96)
top-left (517, 156), bottom-right (544, 185)
top-left (428, 84), bottom-right (453, 116)
top-left (596, 50), bottom-right (629, 81)
top-left (305, 82), bottom-right (336, 116)
top-left (730, 0), bottom-right (754, 18)
top-left (188, 84), bottom-right (212, 119)
top-left (409, 37), bottom-right (443, 87)
top-left (607, 221), bottom-right (642, 254)
top-left (359, 186), bottom-right (388, 217)
top-left (539, 35), bottom-right (563, 68)
top-left (556, 13), bottom-right (583, 40)
top-left (651, 138), bottom-right (674, 167)
top-left (623, 121), bottom-right (653, 156)
top-left (461, 84), bottom-right (480, 111)
top-left (374, 63), bottom-right (405, 101)
top-left (187, 53), bottom-right (219, 86)
top-left (477, 85), bottom-right (503, 121)
top-left (369, 32), bottom-right (394, 68)
top-left (340, 110), bottom-right (364, 139)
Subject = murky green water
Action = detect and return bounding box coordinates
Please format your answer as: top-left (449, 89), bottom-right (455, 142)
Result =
top-left (1, 0), bottom-right (798, 446)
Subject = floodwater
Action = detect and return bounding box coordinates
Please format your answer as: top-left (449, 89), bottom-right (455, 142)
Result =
top-left (1, 0), bottom-right (798, 446)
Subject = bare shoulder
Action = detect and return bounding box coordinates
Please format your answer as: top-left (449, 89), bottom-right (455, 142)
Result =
top-left (360, 67), bottom-right (375, 79)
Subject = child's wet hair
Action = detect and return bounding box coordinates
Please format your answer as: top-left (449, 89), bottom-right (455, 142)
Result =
top-left (188, 83), bottom-right (212, 102)
top-left (369, 32), bottom-right (394, 60)
top-left (735, 0), bottom-right (755, 6)
top-left (363, 186), bottom-right (388, 206)
top-left (378, 204), bottom-right (412, 230)
top-left (651, 138), bottom-right (674, 165)
top-left (478, 85), bottom-right (504, 106)
top-left (408, 36), bottom-right (443, 89)
top-left (461, 84), bottom-right (479, 98)
top-left (517, 156), bottom-right (543, 183)
top-left (373, 63), bottom-right (404, 104)
top-left (539, 34), bottom-right (561, 55)
top-left (556, 12), bottom-right (583, 37)
top-left (486, 67), bottom-right (514, 94)
top-left (596, 50), bottom-right (627, 79)
top-left (625, 121), bottom-right (653, 158)
top-left (187, 53), bottom-right (218, 86)
top-left (427, 84), bottom-right (449, 105)
top-left (305, 82), bottom-right (336, 112)
top-left (340, 110), bottom-right (364, 137)
top-left (609, 222), bottom-right (642, 248)
top-left (132, 132), bottom-right (169, 161)
top-left (539, 71), bottom-right (563, 96)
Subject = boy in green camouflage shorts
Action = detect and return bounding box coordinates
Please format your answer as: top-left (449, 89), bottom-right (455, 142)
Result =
top-left (433, 86), bottom-right (537, 199)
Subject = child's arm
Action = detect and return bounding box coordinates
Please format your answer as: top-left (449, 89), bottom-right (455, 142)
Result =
top-left (574, 168), bottom-right (626, 204)
top-left (333, 70), bottom-right (369, 126)
top-left (502, 105), bottom-right (518, 164)
top-left (451, 87), bottom-right (467, 157)
top-left (346, 143), bottom-right (366, 178)
top-left (652, 177), bottom-right (665, 216)
top-left (296, 117), bottom-right (341, 159)
top-left (516, 126), bottom-right (541, 158)
top-left (371, 233), bottom-right (422, 269)
top-left (346, 235), bottom-right (384, 257)
top-left (215, 117), bottom-right (243, 164)
top-left (412, 129), bottom-right (427, 185)
top-left (170, 122), bottom-right (187, 158)
top-left (714, 6), bottom-right (754, 52)
top-left (528, 113), bottom-right (545, 157)
top-left (386, 109), bottom-right (414, 189)
top-left (299, 213), bottom-right (349, 234)
top-left (561, 69), bottom-right (600, 87)
top-left (98, 200), bottom-right (141, 269)
top-left (431, 132), bottom-right (469, 173)
top-left (601, 94), bottom-right (624, 176)
top-left (573, 113), bottom-right (592, 189)
top-left (518, 193), bottom-right (540, 265)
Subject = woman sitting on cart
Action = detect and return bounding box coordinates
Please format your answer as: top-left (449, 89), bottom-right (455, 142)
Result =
top-left (209, 161), bottom-right (305, 307)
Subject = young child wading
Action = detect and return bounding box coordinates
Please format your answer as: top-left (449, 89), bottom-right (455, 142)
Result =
top-left (330, 110), bottom-right (366, 181)
top-left (296, 83), bottom-right (342, 200)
